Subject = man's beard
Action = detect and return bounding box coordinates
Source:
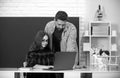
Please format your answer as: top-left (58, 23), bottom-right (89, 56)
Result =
top-left (56, 27), bottom-right (64, 31)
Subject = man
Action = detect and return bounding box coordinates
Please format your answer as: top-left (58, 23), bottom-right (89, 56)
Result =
top-left (44, 11), bottom-right (78, 52)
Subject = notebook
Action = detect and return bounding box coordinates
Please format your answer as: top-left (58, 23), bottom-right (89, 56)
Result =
top-left (45, 52), bottom-right (77, 71)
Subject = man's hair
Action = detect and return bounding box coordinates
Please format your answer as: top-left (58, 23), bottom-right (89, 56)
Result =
top-left (55, 11), bottom-right (68, 21)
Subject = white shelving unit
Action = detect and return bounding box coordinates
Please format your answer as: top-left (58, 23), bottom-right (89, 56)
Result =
top-left (83, 21), bottom-right (119, 71)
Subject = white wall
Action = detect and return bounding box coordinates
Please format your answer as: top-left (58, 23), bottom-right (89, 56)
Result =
top-left (85, 0), bottom-right (120, 24)
top-left (80, 0), bottom-right (120, 31)
top-left (0, 0), bottom-right (86, 17)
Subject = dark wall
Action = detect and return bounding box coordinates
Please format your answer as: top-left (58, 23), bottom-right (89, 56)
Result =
top-left (0, 17), bottom-right (79, 67)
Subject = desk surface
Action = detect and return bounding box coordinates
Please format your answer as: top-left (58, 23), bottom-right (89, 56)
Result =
top-left (0, 68), bottom-right (120, 78)
top-left (0, 68), bottom-right (86, 72)
top-left (0, 68), bottom-right (120, 73)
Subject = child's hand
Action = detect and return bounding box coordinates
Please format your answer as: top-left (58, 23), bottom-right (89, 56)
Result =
top-left (23, 62), bottom-right (27, 67)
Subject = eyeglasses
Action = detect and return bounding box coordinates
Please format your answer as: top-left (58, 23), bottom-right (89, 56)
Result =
top-left (42, 35), bottom-right (48, 42)
top-left (42, 39), bottom-right (48, 42)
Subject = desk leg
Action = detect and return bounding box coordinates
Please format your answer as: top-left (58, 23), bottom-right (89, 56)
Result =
top-left (19, 72), bottom-right (26, 78)
top-left (64, 72), bottom-right (80, 78)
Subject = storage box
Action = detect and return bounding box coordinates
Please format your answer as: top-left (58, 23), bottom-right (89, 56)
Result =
top-left (91, 26), bottom-right (109, 35)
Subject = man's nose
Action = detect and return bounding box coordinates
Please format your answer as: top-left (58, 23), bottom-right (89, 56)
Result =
top-left (59, 25), bottom-right (63, 28)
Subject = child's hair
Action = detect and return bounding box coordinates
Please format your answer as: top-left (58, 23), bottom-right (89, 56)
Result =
top-left (29, 30), bottom-right (51, 52)
top-left (34, 30), bottom-right (49, 46)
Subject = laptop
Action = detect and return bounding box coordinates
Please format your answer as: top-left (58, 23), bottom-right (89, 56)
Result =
top-left (45, 52), bottom-right (77, 71)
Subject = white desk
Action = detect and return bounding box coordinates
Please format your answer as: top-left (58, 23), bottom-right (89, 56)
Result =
top-left (0, 68), bottom-right (120, 78)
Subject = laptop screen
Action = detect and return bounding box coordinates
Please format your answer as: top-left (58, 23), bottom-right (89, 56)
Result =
top-left (53, 52), bottom-right (76, 70)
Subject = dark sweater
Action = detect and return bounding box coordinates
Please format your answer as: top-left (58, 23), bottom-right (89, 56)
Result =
top-left (52, 27), bottom-right (63, 52)
top-left (26, 42), bottom-right (54, 67)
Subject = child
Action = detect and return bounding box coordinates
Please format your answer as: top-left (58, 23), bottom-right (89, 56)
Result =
top-left (25, 30), bottom-right (54, 67)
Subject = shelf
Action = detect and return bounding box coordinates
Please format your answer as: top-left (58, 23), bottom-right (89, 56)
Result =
top-left (111, 35), bottom-right (117, 37)
top-left (83, 21), bottom-right (118, 71)
top-left (91, 35), bottom-right (110, 37)
top-left (84, 35), bottom-right (117, 38)
top-left (83, 35), bottom-right (90, 37)
top-left (108, 64), bottom-right (119, 66)
top-left (97, 56), bottom-right (119, 58)
top-left (83, 31), bottom-right (117, 37)
top-left (91, 63), bottom-right (119, 66)
top-left (90, 21), bottom-right (110, 23)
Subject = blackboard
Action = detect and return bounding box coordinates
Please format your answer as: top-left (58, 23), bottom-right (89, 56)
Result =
top-left (0, 17), bottom-right (79, 67)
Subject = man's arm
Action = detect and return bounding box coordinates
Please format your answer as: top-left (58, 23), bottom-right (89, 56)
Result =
top-left (66, 25), bottom-right (78, 52)
top-left (44, 21), bottom-right (55, 51)
top-left (67, 25), bottom-right (78, 67)
top-left (44, 21), bottom-right (54, 35)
